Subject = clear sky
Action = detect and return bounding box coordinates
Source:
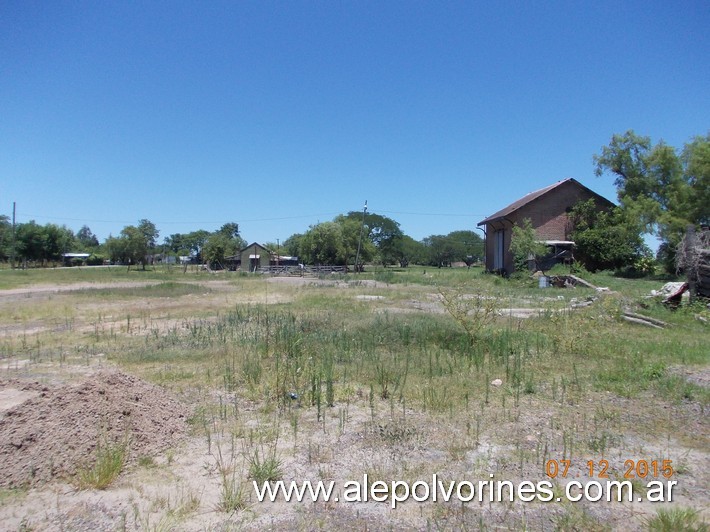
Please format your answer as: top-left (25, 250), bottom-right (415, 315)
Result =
top-left (2, 1), bottom-right (708, 248)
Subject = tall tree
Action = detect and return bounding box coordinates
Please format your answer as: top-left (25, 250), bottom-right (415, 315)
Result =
top-left (202, 234), bottom-right (232, 268)
top-left (334, 215), bottom-right (375, 267)
top-left (300, 222), bottom-right (346, 265)
top-left (0, 215), bottom-right (11, 261)
top-left (446, 230), bottom-right (484, 265)
top-left (76, 225), bottom-right (99, 249)
top-left (282, 233), bottom-right (304, 258)
top-left (15, 221), bottom-right (46, 264)
top-left (43, 224), bottom-right (75, 262)
top-left (422, 235), bottom-right (454, 267)
top-left (105, 234), bottom-right (128, 264)
top-left (164, 233), bottom-right (187, 254)
top-left (216, 222), bottom-right (241, 240)
top-left (682, 134), bottom-right (710, 227)
top-left (393, 235), bottom-right (426, 267)
top-left (344, 211), bottom-right (403, 266)
top-left (118, 219), bottom-right (159, 270)
top-left (202, 224), bottom-right (245, 268)
top-left (137, 219), bottom-right (159, 251)
top-left (594, 131), bottom-right (710, 271)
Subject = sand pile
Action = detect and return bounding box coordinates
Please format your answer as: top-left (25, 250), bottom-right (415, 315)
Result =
top-left (0, 370), bottom-right (189, 488)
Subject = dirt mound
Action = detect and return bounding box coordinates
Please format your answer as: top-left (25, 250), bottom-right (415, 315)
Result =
top-left (0, 370), bottom-right (189, 488)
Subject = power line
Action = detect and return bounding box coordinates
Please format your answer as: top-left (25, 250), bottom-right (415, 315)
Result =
top-left (15, 209), bottom-right (489, 225)
top-left (378, 210), bottom-right (488, 217)
top-left (15, 212), bottom-right (342, 225)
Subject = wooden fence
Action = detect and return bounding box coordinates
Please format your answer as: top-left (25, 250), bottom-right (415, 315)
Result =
top-left (258, 265), bottom-right (348, 276)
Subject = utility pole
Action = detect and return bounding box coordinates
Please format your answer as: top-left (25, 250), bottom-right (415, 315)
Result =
top-left (354, 200), bottom-right (367, 273)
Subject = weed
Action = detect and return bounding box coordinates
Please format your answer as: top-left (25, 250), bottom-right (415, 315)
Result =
top-left (374, 419), bottom-right (417, 445)
top-left (553, 505), bottom-right (608, 531)
top-left (214, 440), bottom-right (247, 513)
top-left (646, 506), bottom-right (707, 531)
top-left (75, 434), bottom-right (128, 490)
top-left (438, 287), bottom-right (498, 358)
top-left (248, 449), bottom-right (283, 484)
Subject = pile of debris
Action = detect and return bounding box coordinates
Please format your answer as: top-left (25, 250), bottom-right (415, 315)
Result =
top-left (0, 369), bottom-right (189, 488)
top-left (534, 272), bottom-right (609, 292)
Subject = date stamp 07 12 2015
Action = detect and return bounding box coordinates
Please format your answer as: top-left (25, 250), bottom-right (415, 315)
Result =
top-left (545, 459), bottom-right (674, 480)
top-left (544, 458), bottom-right (678, 502)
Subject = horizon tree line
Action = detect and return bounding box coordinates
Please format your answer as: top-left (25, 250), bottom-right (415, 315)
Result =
top-left (2, 130), bottom-right (707, 273)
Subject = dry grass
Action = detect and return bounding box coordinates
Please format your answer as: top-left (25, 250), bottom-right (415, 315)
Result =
top-left (0, 266), bottom-right (707, 530)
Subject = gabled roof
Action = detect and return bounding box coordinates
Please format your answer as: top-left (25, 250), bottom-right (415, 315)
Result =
top-left (477, 178), bottom-right (614, 226)
top-left (239, 242), bottom-right (272, 253)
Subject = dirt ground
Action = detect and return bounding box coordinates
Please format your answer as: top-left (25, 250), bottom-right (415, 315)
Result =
top-left (0, 277), bottom-right (707, 531)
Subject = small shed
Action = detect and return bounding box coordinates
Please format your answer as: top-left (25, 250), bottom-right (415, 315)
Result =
top-left (240, 242), bottom-right (273, 272)
top-left (62, 253), bottom-right (91, 266)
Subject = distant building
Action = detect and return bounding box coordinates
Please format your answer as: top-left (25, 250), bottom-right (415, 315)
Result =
top-left (477, 178), bottom-right (614, 274)
top-left (62, 253), bottom-right (91, 266)
top-left (239, 242), bottom-right (273, 272)
top-left (271, 255), bottom-right (300, 267)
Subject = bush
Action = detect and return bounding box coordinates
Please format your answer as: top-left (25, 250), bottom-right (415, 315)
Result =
top-left (86, 254), bottom-right (106, 266)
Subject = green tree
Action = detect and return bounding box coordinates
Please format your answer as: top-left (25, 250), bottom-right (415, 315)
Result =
top-left (421, 231), bottom-right (484, 267)
top-left (682, 135), bottom-right (710, 227)
top-left (43, 224), bottom-right (75, 262)
top-left (594, 130), bottom-right (710, 272)
top-left (216, 222), bottom-right (241, 240)
top-left (445, 230), bottom-right (484, 266)
top-left (202, 234), bottom-right (232, 268)
top-left (164, 233), bottom-right (186, 254)
top-left (105, 234), bottom-right (127, 264)
top-left (422, 235), bottom-right (454, 267)
top-left (120, 226), bottom-right (147, 269)
top-left (76, 225), bottom-right (99, 250)
top-left (569, 200), bottom-right (648, 272)
top-left (16, 221), bottom-right (47, 264)
top-left (509, 219), bottom-right (547, 272)
top-left (344, 211), bottom-right (403, 266)
top-left (393, 235), bottom-right (427, 267)
top-left (300, 222), bottom-right (346, 265)
top-left (0, 215), bottom-right (11, 261)
top-left (137, 219), bottom-right (159, 251)
top-left (202, 224), bottom-right (245, 268)
top-left (184, 230), bottom-right (211, 260)
top-left (281, 233), bottom-right (304, 258)
top-left (117, 219), bottom-right (159, 270)
top-left (334, 215), bottom-right (375, 267)
top-left (165, 230), bottom-right (211, 260)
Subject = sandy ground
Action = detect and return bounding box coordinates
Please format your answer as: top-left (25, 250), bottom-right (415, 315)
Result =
top-left (0, 277), bottom-right (707, 530)
top-left (0, 281), bottom-right (164, 302)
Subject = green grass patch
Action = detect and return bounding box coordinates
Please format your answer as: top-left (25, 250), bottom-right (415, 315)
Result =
top-left (72, 281), bottom-right (208, 299)
top-left (646, 506), bottom-right (708, 531)
top-left (75, 435), bottom-right (128, 490)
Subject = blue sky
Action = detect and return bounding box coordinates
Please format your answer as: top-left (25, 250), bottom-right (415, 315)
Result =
top-left (2, 1), bottom-right (708, 249)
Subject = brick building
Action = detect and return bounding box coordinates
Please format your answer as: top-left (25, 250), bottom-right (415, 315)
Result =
top-left (477, 178), bottom-right (614, 274)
